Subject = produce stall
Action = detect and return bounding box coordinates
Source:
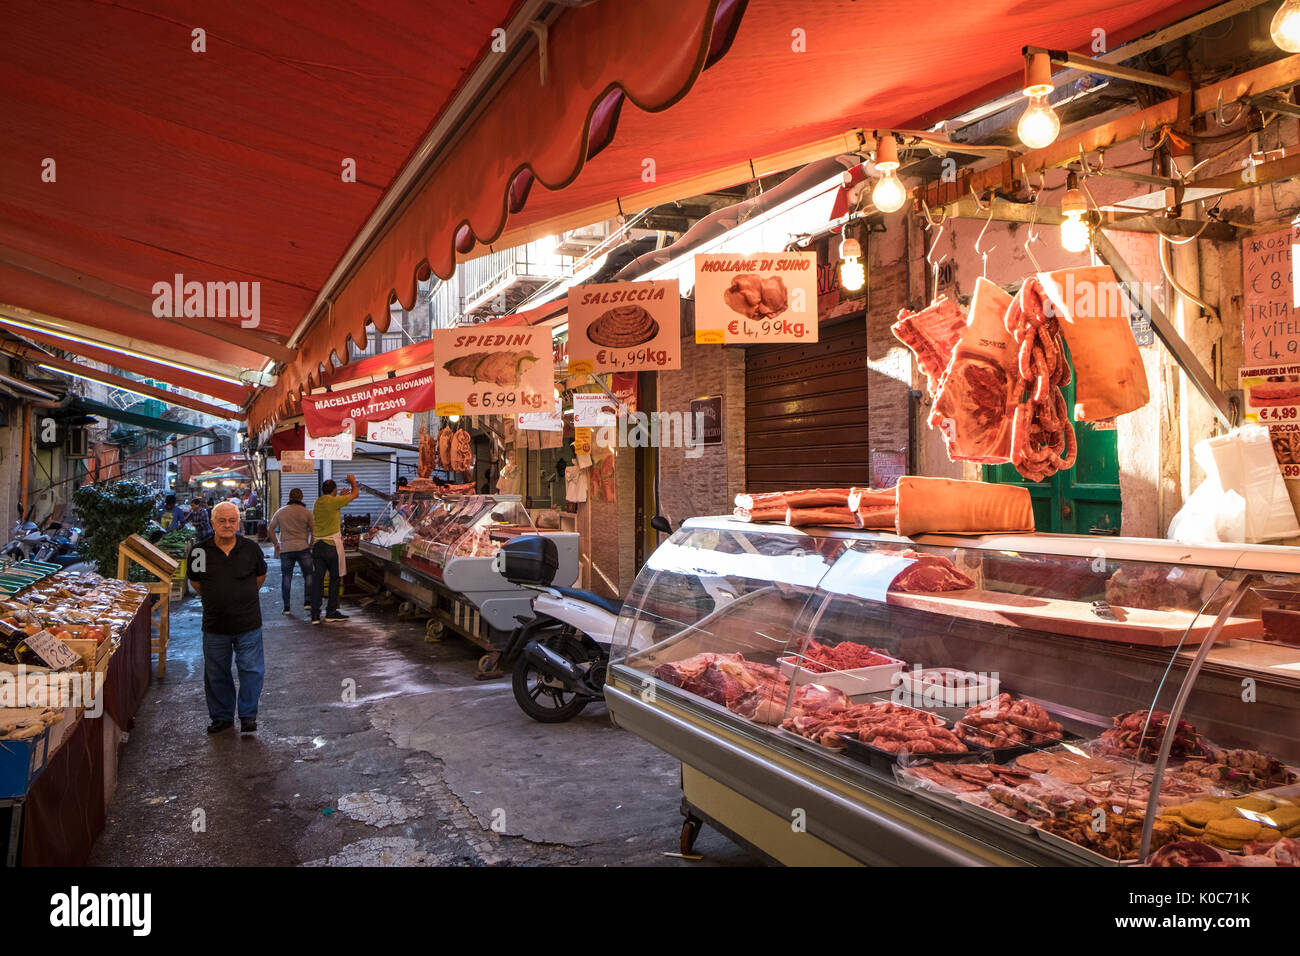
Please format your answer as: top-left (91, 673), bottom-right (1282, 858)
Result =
top-left (358, 491), bottom-right (579, 658)
top-left (0, 568), bottom-right (153, 865)
top-left (606, 518), bottom-right (1300, 866)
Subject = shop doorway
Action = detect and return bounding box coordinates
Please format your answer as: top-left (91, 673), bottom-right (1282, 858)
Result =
top-left (744, 318), bottom-right (870, 492)
top-left (983, 351), bottom-right (1121, 534)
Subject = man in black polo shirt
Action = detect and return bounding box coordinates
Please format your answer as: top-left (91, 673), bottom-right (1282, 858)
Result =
top-left (188, 500), bottom-right (268, 734)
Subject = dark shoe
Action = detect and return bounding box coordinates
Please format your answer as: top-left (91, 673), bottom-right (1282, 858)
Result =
top-left (240, 718), bottom-right (257, 733)
top-left (304, 604), bottom-right (311, 611)
top-left (207, 719), bottom-right (234, 734)
top-left (282, 609), bottom-right (292, 616)
top-left (325, 612), bottom-right (349, 622)
top-left (311, 617), bottom-right (322, 626)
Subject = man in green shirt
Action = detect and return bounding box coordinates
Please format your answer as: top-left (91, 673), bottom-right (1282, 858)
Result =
top-left (310, 473), bottom-right (359, 624)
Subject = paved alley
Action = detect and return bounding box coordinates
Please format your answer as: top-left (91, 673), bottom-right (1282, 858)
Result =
top-left (89, 560), bottom-right (762, 867)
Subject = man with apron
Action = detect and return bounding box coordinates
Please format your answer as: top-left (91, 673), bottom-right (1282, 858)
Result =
top-left (310, 473), bottom-right (360, 625)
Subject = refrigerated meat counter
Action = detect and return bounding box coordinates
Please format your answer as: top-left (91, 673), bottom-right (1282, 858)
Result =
top-left (358, 491), bottom-right (579, 658)
top-left (605, 517), bottom-right (1300, 866)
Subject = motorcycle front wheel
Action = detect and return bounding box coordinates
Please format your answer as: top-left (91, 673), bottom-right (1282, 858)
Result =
top-left (511, 633), bottom-right (591, 723)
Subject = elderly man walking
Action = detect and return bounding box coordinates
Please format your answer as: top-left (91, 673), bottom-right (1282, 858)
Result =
top-left (188, 500), bottom-right (267, 734)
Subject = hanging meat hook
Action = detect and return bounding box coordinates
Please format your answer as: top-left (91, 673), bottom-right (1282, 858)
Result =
top-left (973, 189), bottom-right (996, 279)
top-left (1024, 185), bottom-right (1043, 274)
top-left (1215, 90), bottom-right (1246, 128)
top-left (925, 210), bottom-right (947, 301)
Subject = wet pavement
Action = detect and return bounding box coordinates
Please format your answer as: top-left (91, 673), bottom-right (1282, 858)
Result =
top-left (89, 557), bottom-right (763, 867)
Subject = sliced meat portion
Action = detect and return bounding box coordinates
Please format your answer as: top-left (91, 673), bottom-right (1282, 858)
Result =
top-left (889, 550), bottom-right (975, 592)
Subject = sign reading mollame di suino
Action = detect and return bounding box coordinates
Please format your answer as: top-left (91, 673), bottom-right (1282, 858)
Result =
top-left (302, 368), bottom-right (437, 437)
top-left (693, 251), bottom-right (818, 344)
top-left (433, 326), bottom-right (554, 416)
top-left (568, 279), bottom-right (681, 375)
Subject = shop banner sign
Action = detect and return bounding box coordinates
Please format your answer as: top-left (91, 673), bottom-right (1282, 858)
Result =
top-left (365, 411), bottom-right (414, 444)
top-left (1240, 363), bottom-right (1300, 480)
top-left (278, 449), bottom-right (316, 474)
top-left (305, 422), bottom-right (354, 461)
top-left (302, 368), bottom-right (436, 437)
top-left (693, 252), bottom-right (818, 344)
top-left (573, 393), bottom-right (617, 428)
top-left (1241, 227), bottom-right (1300, 368)
top-left (432, 327), bottom-right (554, 416)
top-left (567, 279), bottom-right (681, 375)
top-left (518, 391), bottom-right (563, 431)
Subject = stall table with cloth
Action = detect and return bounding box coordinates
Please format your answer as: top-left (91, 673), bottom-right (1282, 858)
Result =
top-left (0, 593), bottom-right (152, 866)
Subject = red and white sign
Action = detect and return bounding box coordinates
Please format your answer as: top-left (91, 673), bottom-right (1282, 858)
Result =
top-left (518, 391), bottom-right (563, 431)
top-left (1240, 362), bottom-right (1300, 481)
top-left (305, 422), bottom-right (354, 461)
top-left (433, 327), bottom-right (554, 416)
top-left (1241, 227), bottom-right (1300, 369)
top-left (567, 280), bottom-right (681, 375)
top-left (365, 412), bottom-right (414, 444)
top-left (303, 368), bottom-right (436, 437)
top-left (693, 252), bottom-right (818, 344)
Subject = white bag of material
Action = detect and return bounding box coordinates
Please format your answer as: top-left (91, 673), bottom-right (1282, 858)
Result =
top-left (1168, 481), bottom-right (1242, 544)
top-left (1192, 425), bottom-right (1300, 543)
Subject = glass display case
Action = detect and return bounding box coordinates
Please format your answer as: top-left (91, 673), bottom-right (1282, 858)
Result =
top-left (359, 489), bottom-right (441, 563)
top-left (361, 493), bottom-right (537, 570)
top-left (606, 517), bottom-right (1300, 866)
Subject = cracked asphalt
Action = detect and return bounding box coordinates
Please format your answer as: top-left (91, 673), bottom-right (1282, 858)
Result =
top-left (89, 557), bottom-right (763, 867)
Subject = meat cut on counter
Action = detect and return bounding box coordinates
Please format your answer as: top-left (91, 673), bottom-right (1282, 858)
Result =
top-left (652, 652), bottom-right (849, 725)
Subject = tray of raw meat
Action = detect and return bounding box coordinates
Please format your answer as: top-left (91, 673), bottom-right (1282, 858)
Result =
top-left (778, 639), bottom-right (905, 695)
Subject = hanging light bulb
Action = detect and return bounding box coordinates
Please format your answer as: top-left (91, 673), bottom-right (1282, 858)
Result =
top-left (839, 236), bottom-right (865, 291)
top-left (448, 415), bottom-right (461, 423)
top-left (871, 135), bottom-right (907, 213)
top-left (1273, 0), bottom-right (1300, 51)
top-left (1059, 173), bottom-right (1091, 253)
top-left (1017, 52), bottom-right (1060, 149)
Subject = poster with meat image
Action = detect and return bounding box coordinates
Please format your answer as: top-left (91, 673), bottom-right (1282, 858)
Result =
top-left (433, 326), bottom-right (554, 417)
top-left (694, 252), bottom-right (817, 344)
top-left (1240, 364), bottom-right (1300, 480)
top-left (567, 279), bottom-right (680, 374)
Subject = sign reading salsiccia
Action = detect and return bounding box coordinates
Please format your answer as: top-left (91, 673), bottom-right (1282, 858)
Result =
top-left (433, 327), bottom-right (554, 417)
top-left (693, 252), bottom-right (818, 344)
top-left (567, 279), bottom-right (681, 375)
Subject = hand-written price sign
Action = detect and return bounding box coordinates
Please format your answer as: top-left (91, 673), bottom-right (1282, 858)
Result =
top-left (432, 327), bottom-right (554, 417)
top-left (567, 279), bottom-right (681, 375)
top-left (693, 252), bottom-right (818, 344)
top-left (1241, 226), bottom-right (1300, 368)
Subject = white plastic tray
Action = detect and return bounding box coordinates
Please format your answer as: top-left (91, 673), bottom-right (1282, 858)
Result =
top-left (894, 667), bottom-right (998, 708)
top-left (778, 652), bottom-right (905, 696)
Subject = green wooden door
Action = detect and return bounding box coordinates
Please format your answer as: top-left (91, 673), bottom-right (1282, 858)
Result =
top-left (983, 350), bottom-right (1121, 534)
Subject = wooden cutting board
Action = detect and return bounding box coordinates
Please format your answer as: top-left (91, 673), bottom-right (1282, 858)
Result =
top-left (886, 588), bottom-right (1263, 647)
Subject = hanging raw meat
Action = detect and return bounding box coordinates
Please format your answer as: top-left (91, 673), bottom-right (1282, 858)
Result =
top-left (437, 426), bottom-right (454, 471)
top-left (1005, 278), bottom-right (1077, 483)
top-left (1038, 265), bottom-right (1150, 421)
top-left (451, 428), bottom-right (474, 473)
top-left (891, 296), bottom-right (967, 399)
top-left (418, 426), bottom-right (438, 478)
top-left (929, 277), bottom-right (1017, 464)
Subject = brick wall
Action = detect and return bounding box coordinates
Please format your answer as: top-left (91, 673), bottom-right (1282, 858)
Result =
top-left (657, 300), bottom-right (746, 522)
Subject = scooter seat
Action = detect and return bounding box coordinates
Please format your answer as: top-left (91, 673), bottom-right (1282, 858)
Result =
top-left (52, 553), bottom-right (86, 567)
top-left (548, 587), bottom-right (622, 616)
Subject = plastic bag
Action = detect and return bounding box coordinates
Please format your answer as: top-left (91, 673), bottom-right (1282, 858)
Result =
top-left (1170, 425), bottom-right (1299, 544)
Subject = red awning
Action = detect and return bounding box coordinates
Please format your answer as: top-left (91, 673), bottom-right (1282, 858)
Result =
top-left (251, 0), bottom-right (1216, 428)
top-left (181, 453), bottom-right (247, 484)
top-left (0, 0), bottom-right (522, 391)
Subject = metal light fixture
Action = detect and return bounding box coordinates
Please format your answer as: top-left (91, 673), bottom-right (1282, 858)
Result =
top-left (871, 135), bottom-right (907, 213)
top-left (1273, 0), bottom-right (1300, 51)
top-left (839, 236), bottom-right (865, 291)
top-left (1059, 172), bottom-right (1091, 253)
top-left (1017, 52), bottom-right (1059, 149)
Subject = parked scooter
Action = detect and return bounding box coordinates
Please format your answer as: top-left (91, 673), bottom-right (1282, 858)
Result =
top-left (492, 534), bottom-right (623, 723)
top-left (35, 522), bottom-right (89, 570)
top-left (1, 521), bottom-right (45, 562)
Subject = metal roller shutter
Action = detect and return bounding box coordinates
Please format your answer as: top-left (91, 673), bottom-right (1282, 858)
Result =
top-left (745, 317), bottom-right (870, 493)
top-left (341, 453), bottom-right (393, 523)
top-left (280, 470), bottom-right (320, 510)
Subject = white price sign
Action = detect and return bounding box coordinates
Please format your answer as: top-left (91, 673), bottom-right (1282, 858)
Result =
top-left (365, 412), bottom-right (414, 444)
top-left (305, 422), bottom-right (355, 461)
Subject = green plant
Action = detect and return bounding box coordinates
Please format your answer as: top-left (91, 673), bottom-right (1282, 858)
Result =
top-left (72, 480), bottom-right (158, 576)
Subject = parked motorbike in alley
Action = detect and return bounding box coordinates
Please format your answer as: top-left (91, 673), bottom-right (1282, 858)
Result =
top-left (491, 534), bottom-right (623, 723)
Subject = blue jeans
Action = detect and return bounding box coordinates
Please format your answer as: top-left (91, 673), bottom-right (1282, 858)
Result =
top-left (280, 550), bottom-right (313, 610)
top-left (203, 628), bottom-right (264, 722)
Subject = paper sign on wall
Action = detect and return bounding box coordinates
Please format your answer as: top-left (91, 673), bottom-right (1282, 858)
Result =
top-left (693, 252), bottom-right (818, 344)
top-left (573, 393), bottom-right (617, 428)
top-left (567, 279), bottom-right (681, 374)
top-left (365, 412), bottom-right (414, 444)
top-left (305, 422), bottom-right (354, 461)
top-left (1241, 227), bottom-right (1300, 368)
top-left (432, 326), bottom-right (554, 416)
top-left (518, 391), bottom-right (563, 431)
top-left (1240, 362), bottom-right (1300, 481)
top-left (279, 449), bottom-right (316, 474)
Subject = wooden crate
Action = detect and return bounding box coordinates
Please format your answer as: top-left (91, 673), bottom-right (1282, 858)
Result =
top-left (62, 636), bottom-right (112, 672)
